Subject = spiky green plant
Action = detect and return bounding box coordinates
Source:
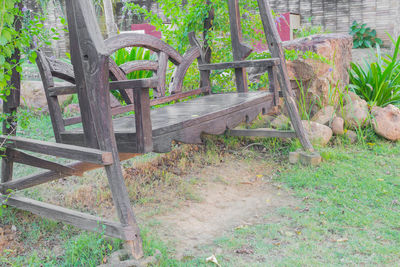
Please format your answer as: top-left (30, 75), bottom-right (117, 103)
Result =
top-left (112, 47), bottom-right (155, 79)
top-left (349, 34), bottom-right (400, 107)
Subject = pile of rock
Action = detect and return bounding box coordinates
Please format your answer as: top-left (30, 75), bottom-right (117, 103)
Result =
top-left (248, 33), bottom-right (353, 113)
top-left (267, 90), bottom-right (400, 146)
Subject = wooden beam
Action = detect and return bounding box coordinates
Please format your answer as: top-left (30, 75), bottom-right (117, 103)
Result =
top-left (227, 0), bottom-right (253, 93)
top-left (0, 153), bottom-right (138, 193)
top-left (1, 195), bottom-right (137, 240)
top-left (7, 149), bottom-right (77, 175)
top-left (48, 78), bottom-right (158, 97)
top-left (0, 136), bottom-right (113, 165)
top-left (48, 85), bottom-right (77, 96)
top-left (133, 88), bottom-right (153, 153)
top-left (257, 0), bottom-right (314, 152)
top-left (267, 66), bottom-right (279, 106)
top-left (226, 128), bottom-right (297, 138)
top-left (63, 87), bottom-right (210, 126)
top-left (199, 59), bottom-right (280, 71)
top-left (2, 2), bottom-right (23, 183)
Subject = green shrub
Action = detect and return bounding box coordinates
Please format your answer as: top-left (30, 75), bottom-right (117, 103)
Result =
top-left (112, 47), bottom-right (155, 80)
top-left (350, 21), bottom-right (382, 48)
top-left (293, 17), bottom-right (325, 39)
top-left (349, 35), bottom-right (400, 107)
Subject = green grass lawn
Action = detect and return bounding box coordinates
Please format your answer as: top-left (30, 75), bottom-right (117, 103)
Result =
top-left (1, 114), bottom-right (400, 266)
top-left (207, 142), bottom-right (400, 266)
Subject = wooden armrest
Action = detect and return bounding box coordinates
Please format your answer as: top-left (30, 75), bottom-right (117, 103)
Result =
top-left (0, 135), bottom-right (113, 165)
top-left (198, 58), bottom-right (280, 71)
top-left (109, 78), bottom-right (158, 90)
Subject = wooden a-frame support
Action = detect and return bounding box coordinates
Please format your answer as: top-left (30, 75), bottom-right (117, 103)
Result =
top-left (1, 0), bottom-right (314, 260)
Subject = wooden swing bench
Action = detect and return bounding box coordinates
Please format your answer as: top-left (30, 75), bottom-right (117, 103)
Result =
top-left (1, 0), bottom-right (315, 259)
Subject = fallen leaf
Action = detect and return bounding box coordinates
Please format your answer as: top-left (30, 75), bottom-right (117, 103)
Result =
top-left (377, 178), bottom-right (384, 182)
top-left (206, 255), bottom-right (221, 267)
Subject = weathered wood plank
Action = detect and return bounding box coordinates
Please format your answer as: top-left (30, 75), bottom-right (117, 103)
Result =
top-left (109, 78), bottom-right (158, 91)
top-left (47, 85), bottom-right (77, 96)
top-left (226, 128), bottom-right (297, 138)
top-left (257, 0), bottom-right (314, 152)
top-left (109, 59), bottom-right (134, 104)
top-left (2, 3), bottom-right (22, 183)
top-left (47, 78), bottom-right (158, 97)
top-left (0, 136), bottom-right (113, 165)
top-left (0, 195), bottom-right (137, 240)
top-left (199, 59), bottom-right (280, 71)
top-left (1, 148), bottom-right (14, 184)
top-left (66, 0), bottom-right (143, 258)
top-left (46, 56), bottom-right (76, 84)
top-left (7, 149), bottom-right (77, 175)
top-left (119, 60), bottom-right (158, 74)
top-left (155, 52), bottom-right (168, 97)
top-left (63, 87), bottom-right (209, 126)
top-left (227, 0), bottom-right (253, 93)
top-left (267, 66), bottom-right (279, 106)
top-left (133, 88), bottom-right (153, 153)
top-left (0, 153), bottom-right (138, 193)
top-left (169, 46), bottom-right (201, 94)
top-left (104, 33), bottom-right (183, 65)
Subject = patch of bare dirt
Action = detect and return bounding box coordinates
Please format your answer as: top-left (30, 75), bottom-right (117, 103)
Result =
top-left (0, 225), bottom-right (24, 258)
top-left (147, 158), bottom-right (299, 258)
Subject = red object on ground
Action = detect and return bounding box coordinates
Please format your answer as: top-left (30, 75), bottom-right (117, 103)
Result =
top-left (131, 24), bottom-right (162, 39)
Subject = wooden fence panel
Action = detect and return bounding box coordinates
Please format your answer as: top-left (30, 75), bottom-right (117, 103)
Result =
top-left (268, 0), bottom-right (397, 46)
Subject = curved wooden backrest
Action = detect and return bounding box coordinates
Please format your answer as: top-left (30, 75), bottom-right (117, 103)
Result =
top-left (37, 0), bottom-right (210, 142)
top-left (104, 33), bottom-right (205, 97)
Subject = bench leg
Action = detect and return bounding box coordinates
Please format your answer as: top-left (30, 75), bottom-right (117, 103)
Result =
top-left (103, 152), bottom-right (143, 259)
top-left (257, 0), bottom-right (314, 152)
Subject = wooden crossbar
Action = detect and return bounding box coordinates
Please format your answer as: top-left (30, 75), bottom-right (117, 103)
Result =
top-left (0, 195), bottom-right (136, 240)
top-left (0, 153), bottom-right (138, 193)
top-left (63, 86), bottom-right (210, 126)
top-left (7, 148), bottom-right (77, 175)
top-left (198, 58), bottom-right (280, 71)
top-left (48, 78), bottom-right (158, 97)
top-left (226, 128), bottom-right (297, 138)
top-left (0, 136), bottom-right (113, 165)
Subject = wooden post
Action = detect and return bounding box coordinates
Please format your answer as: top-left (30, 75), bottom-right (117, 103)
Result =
top-left (257, 0), bottom-right (314, 152)
top-left (1, 2), bottom-right (23, 183)
top-left (65, 0), bottom-right (143, 258)
top-left (200, 1), bottom-right (214, 91)
top-left (227, 0), bottom-right (253, 93)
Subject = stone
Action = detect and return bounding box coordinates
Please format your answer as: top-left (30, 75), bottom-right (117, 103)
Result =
top-left (331, 117), bottom-right (345, 135)
top-left (299, 151), bottom-right (322, 166)
top-left (301, 120), bottom-right (333, 146)
top-left (343, 99), bottom-right (369, 129)
top-left (345, 130), bottom-right (358, 144)
top-left (270, 114), bottom-right (292, 129)
top-left (248, 33), bottom-right (353, 112)
top-left (289, 151), bottom-right (300, 164)
top-left (344, 91), bottom-right (362, 105)
top-left (371, 104), bottom-right (400, 141)
top-left (64, 103), bottom-right (80, 115)
top-left (311, 105), bottom-right (335, 125)
top-left (20, 80), bottom-right (72, 112)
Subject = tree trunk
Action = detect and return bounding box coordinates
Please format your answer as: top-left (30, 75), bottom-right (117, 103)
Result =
top-left (103, 0), bottom-right (118, 37)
